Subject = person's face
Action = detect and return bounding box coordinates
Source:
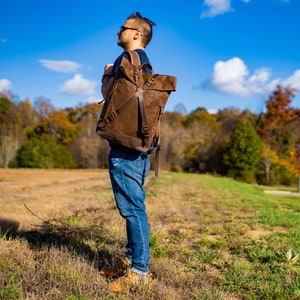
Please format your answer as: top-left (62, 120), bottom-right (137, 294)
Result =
top-left (117, 19), bottom-right (139, 49)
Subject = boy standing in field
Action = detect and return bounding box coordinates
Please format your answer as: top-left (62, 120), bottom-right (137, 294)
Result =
top-left (99, 12), bottom-right (156, 293)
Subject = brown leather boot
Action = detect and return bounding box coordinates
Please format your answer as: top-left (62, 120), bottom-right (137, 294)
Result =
top-left (108, 270), bottom-right (151, 293)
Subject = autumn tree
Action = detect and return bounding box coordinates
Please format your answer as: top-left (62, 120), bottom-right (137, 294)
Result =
top-left (257, 85), bottom-right (299, 154)
top-left (181, 107), bottom-right (218, 172)
top-left (0, 95), bottom-right (14, 167)
top-left (34, 97), bottom-right (55, 120)
top-left (27, 109), bottom-right (77, 145)
top-left (159, 111), bottom-right (185, 171)
top-left (256, 85), bottom-right (300, 184)
top-left (68, 103), bottom-right (109, 168)
top-left (279, 146), bottom-right (300, 177)
top-left (258, 143), bottom-right (279, 185)
top-left (0, 94), bottom-right (36, 167)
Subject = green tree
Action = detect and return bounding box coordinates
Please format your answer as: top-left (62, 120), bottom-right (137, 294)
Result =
top-left (222, 118), bottom-right (262, 182)
top-left (9, 135), bottom-right (77, 168)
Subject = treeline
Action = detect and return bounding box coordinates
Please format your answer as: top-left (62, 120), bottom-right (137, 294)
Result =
top-left (1, 85), bottom-right (300, 185)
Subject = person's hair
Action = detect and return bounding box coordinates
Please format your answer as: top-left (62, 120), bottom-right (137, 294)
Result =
top-left (127, 12), bottom-right (156, 48)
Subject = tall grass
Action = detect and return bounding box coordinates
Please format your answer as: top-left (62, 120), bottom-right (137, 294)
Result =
top-left (0, 169), bottom-right (299, 299)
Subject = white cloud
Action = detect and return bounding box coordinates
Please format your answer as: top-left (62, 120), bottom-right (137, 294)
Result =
top-left (204, 57), bottom-right (300, 97)
top-left (211, 57), bottom-right (250, 96)
top-left (200, 0), bottom-right (250, 18)
top-left (247, 68), bottom-right (272, 94)
top-left (0, 79), bottom-right (11, 91)
top-left (282, 70), bottom-right (300, 90)
top-left (60, 74), bottom-right (98, 96)
top-left (39, 59), bottom-right (81, 73)
top-left (200, 0), bottom-right (232, 18)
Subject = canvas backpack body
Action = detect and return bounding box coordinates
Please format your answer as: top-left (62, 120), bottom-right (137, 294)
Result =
top-left (96, 50), bottom-right (176, 172)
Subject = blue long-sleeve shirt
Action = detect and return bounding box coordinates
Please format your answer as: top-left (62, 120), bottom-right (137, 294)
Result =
top-left (111, 49), bottom-right (152, 75)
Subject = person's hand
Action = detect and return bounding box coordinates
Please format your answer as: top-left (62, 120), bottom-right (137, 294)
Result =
top-left (104, 64), bottom-right (113, 75)
top-left (101, 64), bottom-right (114, 98)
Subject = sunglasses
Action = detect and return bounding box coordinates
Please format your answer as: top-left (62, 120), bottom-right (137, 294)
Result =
top-left (120, 26), bottom-right (139, 33)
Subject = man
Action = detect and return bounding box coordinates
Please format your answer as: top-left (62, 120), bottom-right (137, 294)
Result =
top-left (100, 12), bottom-right (156, 293)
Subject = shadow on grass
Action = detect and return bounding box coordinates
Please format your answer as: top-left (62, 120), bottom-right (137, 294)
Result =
top-left (0, 215), bottom-right (119, 272)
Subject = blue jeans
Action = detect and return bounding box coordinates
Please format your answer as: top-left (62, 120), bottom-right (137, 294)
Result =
top-left (108, 145), bottom-right (150, 276)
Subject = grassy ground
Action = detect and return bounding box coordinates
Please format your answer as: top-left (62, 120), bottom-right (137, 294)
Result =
top-left (0, 169), bottom-right (299, 299)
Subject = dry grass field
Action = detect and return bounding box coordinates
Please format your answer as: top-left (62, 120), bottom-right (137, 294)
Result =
top-left (0, 169), bottom-right (299, 299)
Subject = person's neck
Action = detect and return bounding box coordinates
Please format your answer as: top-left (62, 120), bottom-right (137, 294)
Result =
top-left (123, 45), bottom-right (144, 51)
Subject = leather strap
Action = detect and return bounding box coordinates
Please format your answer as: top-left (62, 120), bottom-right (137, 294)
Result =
top-left (126, 50), bottom-right (141, 67)
top-left (102, 92), bottom-right (137, 125)
top-left (137, 90), bottom-right (149, 147)
top-left (154, 145), bottom-right (161, 177)
top-left (126, 50), bottom-right (141, 88)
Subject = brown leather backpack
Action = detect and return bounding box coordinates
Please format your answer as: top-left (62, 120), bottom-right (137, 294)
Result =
top-left (96, 50), bottom-right (176, 174)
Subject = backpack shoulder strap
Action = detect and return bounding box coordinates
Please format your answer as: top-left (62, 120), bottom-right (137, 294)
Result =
top-left (125, 50), bottom-right (141, 66)
top-left (126, 50), bottom-right (155, 75)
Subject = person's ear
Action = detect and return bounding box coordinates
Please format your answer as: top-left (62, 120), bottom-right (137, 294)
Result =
top-left (137, 30), bottom-right (142, 37)
top-left (133, 31), bottom-right (141, 40)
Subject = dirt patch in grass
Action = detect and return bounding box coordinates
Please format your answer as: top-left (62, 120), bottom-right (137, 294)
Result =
top-left (245, 229), bottom-right (272, 239)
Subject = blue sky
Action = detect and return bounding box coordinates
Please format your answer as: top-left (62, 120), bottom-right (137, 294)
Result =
top-left (1, 0), bottom-right (299, 114)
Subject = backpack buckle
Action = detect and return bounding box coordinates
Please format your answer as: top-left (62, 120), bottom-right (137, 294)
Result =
top-left (143, 77), bottom-right (155, 89)
top-left (107, 111), bottom-right (117, 123)
top-left (142, 126), bottom-right (149, 135)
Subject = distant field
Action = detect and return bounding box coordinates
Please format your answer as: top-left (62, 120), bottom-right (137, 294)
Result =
top-left (0, 169), bottom-right (299, 299)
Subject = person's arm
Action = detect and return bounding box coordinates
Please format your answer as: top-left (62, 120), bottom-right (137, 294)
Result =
top-left (101, 64), bottom-right (114, 99)
top-left (101, 52), bottom-right (132, 99)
